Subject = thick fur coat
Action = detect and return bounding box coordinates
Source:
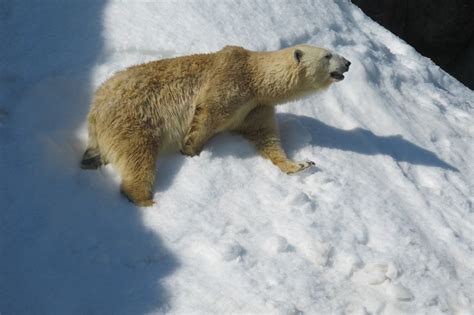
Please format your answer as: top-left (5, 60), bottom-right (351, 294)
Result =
top-left (82, 45), bottom-right (350, 206)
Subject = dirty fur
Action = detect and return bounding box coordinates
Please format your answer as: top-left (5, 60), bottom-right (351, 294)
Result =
top-left (82, 44), bottom-right (350, 206)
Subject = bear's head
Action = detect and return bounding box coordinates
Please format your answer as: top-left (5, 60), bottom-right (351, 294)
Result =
top-left (292, 45), bottom-right (351, 89)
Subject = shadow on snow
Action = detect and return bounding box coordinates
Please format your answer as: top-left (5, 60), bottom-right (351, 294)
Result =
top-left (0, 1), bottom-right (178, 314)
top-left (278, 113), bottom-right (459, 172)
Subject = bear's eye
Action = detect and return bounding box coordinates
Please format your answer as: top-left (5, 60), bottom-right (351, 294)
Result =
top-left (324, 53), bottom-right (332, 59)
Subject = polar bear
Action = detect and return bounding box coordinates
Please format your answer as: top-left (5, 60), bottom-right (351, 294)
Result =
top-left (81, 45), bottom-right (350, 206)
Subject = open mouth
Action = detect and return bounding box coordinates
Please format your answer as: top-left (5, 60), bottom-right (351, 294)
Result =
top-left (330, 71), bottom-right (345, 81)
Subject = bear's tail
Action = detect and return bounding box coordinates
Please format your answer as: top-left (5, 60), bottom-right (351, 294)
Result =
top-left (81, 115), bottom-right (103, 169)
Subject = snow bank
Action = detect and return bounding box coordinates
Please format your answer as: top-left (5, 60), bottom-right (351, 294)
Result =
top-left (1, 0), bottom-right (473, 314)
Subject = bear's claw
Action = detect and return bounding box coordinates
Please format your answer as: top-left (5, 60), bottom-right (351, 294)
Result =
top-left (180, 147), bottom-right (201, 157)
top-left (299, 161), bottom-right (315, 168)
top-left (287, 160), bottom-right (316, 174)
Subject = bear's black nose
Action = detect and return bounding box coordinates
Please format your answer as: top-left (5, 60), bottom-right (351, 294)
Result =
top-left (345, 60), bottom-right (351, 68)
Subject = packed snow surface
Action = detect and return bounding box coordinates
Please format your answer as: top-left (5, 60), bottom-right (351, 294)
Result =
top-left (1, 1), bottom-right (473, 314)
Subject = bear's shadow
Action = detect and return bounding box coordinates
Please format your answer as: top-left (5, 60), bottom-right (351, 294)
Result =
top-left (154, 112), bottom-right (458, 193)
top-left (277, 113), bottom-right (459, 171)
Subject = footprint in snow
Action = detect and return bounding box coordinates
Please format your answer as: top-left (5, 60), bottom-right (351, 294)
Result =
top-left (218, 240), bottom-right (246, 261)
top-left (299, 241), bottom-right (333, 267)
top-left (352, 262), bottom-right (399, 285)
top-left (353, 262), bottom-right (413, 302)
top-left (331, 253), bottom-right (362, 279)
top-left (265, 235), bottom-right (294, 254)
top-left (382, 282), bottom-right (414, 301)
top-left (285, 192), bottom-right (311, 206)
top-left (284, 192), bottom-right (317, 214)
top-left (352, 223), bottom-right (369, 245)
top-left (303, 172), bottom-right (337, 191)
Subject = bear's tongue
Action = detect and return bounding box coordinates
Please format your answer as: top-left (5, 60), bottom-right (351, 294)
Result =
top-left (330, 72), bottom-right (344, 80)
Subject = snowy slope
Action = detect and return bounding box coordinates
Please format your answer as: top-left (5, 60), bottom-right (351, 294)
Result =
top-left (1, 0), bottom-right (473, 314)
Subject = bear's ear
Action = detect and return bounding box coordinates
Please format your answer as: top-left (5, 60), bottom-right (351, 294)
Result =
top-left (293, 49), bottom-right (303, 64)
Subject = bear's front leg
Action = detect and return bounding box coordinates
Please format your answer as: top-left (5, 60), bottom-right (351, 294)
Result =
top-left (237, 106), bottom-right (315, 174)
top-left (181, 102), bottom-right (216, 156)
top-left (181, 131), bottom-right (206, 157)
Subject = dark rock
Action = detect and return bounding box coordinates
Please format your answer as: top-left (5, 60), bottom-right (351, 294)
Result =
top-left (352, 0), bottom-right (474, 89)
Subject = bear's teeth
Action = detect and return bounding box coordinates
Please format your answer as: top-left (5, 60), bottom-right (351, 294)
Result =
top-left (330, 72), bottom-right (344, 80)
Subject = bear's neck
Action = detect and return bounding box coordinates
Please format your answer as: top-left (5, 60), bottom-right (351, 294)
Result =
top-left (249, 52), bottom-right (310, 105)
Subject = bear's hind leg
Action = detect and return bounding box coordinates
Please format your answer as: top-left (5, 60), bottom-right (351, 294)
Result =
top-left (121, 178), bottom-right (155, 207)
top-left (81, 113), bottom-right (103, 169)
top-left (115, 141), bottom-right (158, 207)
top-left (81, 148), bottom-right (103, 169)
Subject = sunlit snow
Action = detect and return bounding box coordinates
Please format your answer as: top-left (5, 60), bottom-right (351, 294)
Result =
top-left (1, 1), bottom-right (473, 314)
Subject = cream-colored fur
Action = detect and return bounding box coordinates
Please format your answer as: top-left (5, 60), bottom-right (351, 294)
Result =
top-left (82, 44), bottom-right (350, 206)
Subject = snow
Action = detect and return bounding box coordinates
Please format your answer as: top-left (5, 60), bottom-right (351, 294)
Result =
top-left (1, 0), bottom-right (473, 314)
